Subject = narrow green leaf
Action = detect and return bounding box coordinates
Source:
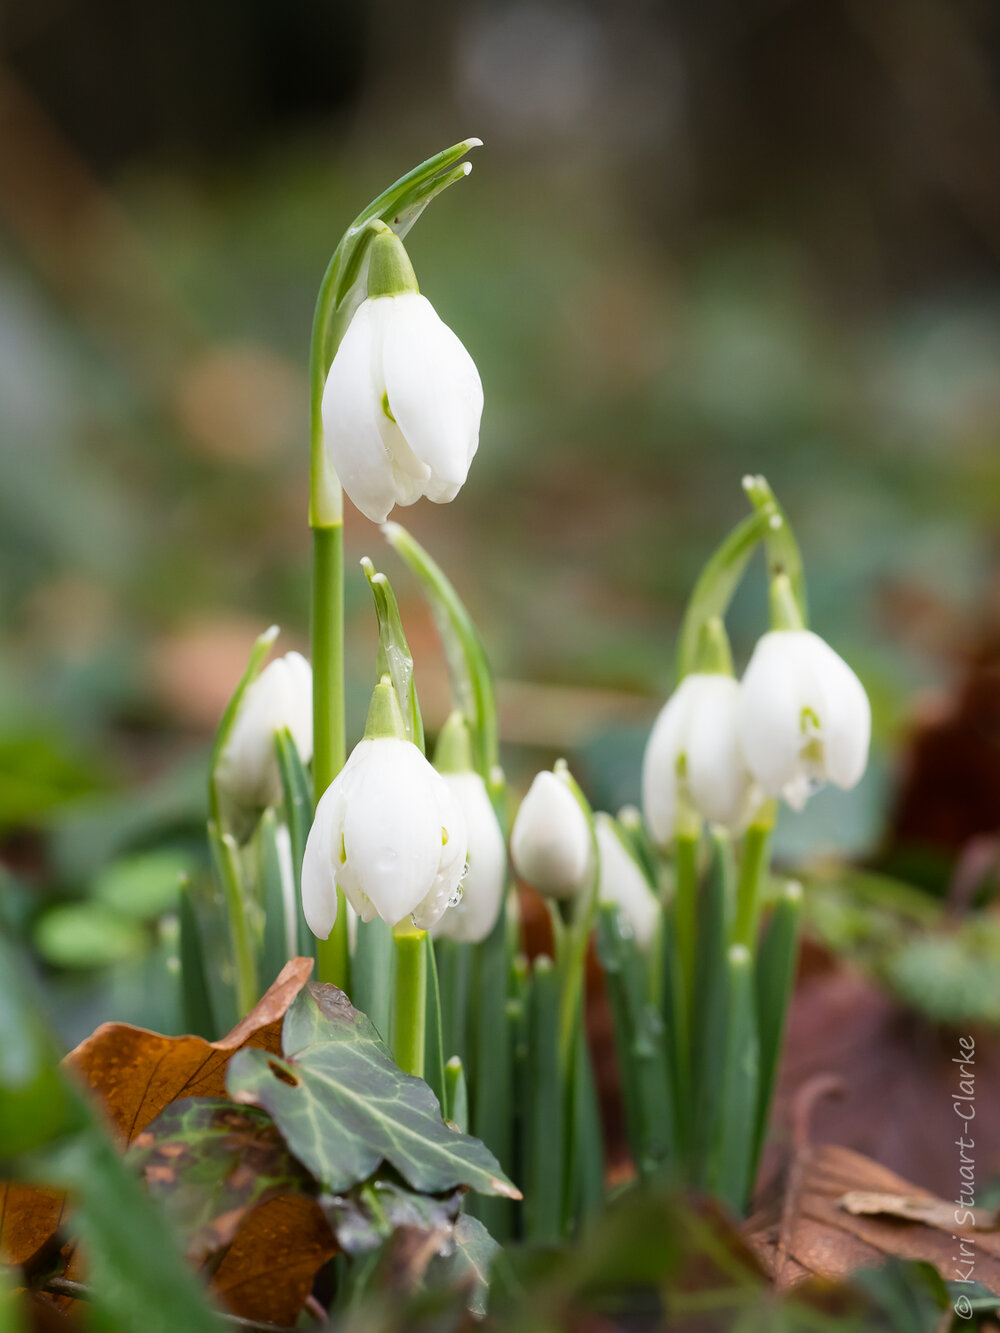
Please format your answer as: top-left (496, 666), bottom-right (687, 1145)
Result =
top-left (383, 522), bottom-right (500, 792)
top-left (226, 982), bottom-right (520, 1200)
top-left (570, 1024), bottom-right (605, 1226)
top-left (258, 809), bottom-right (294, 988)
top-left (436, 937), bottom-right (472, 1070)
top-left (752, 880), bottom-right (802, 1176)
top-left (274, 726), bottom-right (315, 958)
top-left (444, 1057), bottom-right (468, 1132)
top-left (523, 956), bottom-right (563, 1242)
top-left (178, 876), bottom-right (217, 1040)
top-left (690, 834), bottom-right (731, 1184)
top-left (707, 945), bottom-right (760, 1215)
top-left (595, 904), bottom-right (673, 1180)
top-left (424, 934), bottom-right (446, 1109)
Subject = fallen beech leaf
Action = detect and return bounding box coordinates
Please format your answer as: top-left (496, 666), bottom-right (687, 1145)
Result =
top-left (1, 959), bottom-right (312, 1274)
top-left (744, 1141), bottom-right (1000, 1293)
top-left (211, 1194), bottom-right (336, 1325)
top-left (840, 1191), bottom-right (999, 1232)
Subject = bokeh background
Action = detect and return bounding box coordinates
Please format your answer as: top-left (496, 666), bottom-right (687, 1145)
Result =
top-left (2, 0), bottom-right (999, 1057)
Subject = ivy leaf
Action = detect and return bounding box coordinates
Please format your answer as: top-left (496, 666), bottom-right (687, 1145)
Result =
top-left (324, 1178), bottom-right (463, 1256)
top-left (128, 1098), bottom-right (315, 1263)
top-left (226, 983), bottom-right (521, 1201)
top-left (425, 1213), bottom-right (500, 1318)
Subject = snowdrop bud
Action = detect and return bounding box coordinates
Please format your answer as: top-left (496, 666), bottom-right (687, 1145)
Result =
top-left (321, 227), bottom-right (483, 524)
top-left (738, 629), bottom-right (870, 811)
top-left (216, 652), bottom-right (312, 814)
top-left (595, 814), bottom-right (659, 951)
top-left (642, 673), bottom-right (758, 845)
top-left (510, 768), bottom-right (591, 898)
top-left (301, 679), bottom-right (467, 936)
top-left (431, 714), bottom-right (506, 943)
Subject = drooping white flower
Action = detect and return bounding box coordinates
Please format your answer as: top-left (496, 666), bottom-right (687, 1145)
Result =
top-left (595, 813), bottom-right (659, 950)
top-left (321, 237), bottom-right (483, 524)
top-left (301, 680), bottom-right (467, 936)
top-left (642, 672), bottom-right (758, 845)
top-left (216, 651), bottom-right (312, 814)
top-left (738, 629), bottom-right (870, 811)
top-left (432, 772), bottom-right (506, 943)
top-left (510, 768), bottom-right (591, 898)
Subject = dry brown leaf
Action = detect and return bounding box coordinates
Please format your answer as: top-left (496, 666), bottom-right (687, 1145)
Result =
top-left (211, 1194), bottom-right (337, 1325)
top-left (840, 1191), bottom-right (1000, 1232)
top-left (744, 1140), bottom-right (1000, 1292)
top-left (1, 958), bottom-right (313, 1272)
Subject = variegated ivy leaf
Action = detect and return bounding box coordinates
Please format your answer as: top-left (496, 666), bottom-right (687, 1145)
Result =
top-left (226, 983), bottom-right (520, 1201)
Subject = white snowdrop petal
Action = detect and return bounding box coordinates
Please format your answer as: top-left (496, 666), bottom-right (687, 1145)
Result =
top-left (685, 675), bottom-right (755, 829)
top-left (739, 632), bottom-right (811, 797)
top-left (595, 815), bottom-right (658, 951)
top-left (301, 779), bottom-right (342, 940)
top-left (321, 300), bottom-right (399, 523)
top-left (218, 652), bottom-right (314, 814)
top-left (640, 684), bottom-right (691, 845)
top-left (381, 294), bottom-right (483, 488)
top-left (810, 636), bottom-right (871, 790)
top-left (510, 770), bottom-right (591, 898)
top-left (433, 773), bottom-right (506, 943)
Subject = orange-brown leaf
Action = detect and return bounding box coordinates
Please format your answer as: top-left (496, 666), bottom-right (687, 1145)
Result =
top-left (744, 1141), bottom-right (1000, 1293)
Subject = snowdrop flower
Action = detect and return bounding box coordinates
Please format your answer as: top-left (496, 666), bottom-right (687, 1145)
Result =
top-left (595, 813), bottom-right (659, 950)
top-left (216, 651), bottom-right (312, 815)
top-left (431, 715), bottom-right (506, 943)
top-left (511, 766), bottom-right (592, 898)
top-left (321, 226), bottom-right (483, 524)
top-left (302, 678), bottom-right (467, 937)
top-left (642, 672), bottom-right (758, 845)
top-left (738, 628), bottom-right (870, 811)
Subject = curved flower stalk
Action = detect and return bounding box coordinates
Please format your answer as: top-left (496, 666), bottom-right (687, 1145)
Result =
top-left (510, 768), bottom-right (593, 899)
top-left (738, 619), bottom-right (870, 812)
top-left (595, 813), bottom-right (659, 951)
top-left (431, 714), bottom-right (506, 944)
top-left (301, 678), bottom-right (467, 939)
top-left (323, 227), bottom-right (483, 524)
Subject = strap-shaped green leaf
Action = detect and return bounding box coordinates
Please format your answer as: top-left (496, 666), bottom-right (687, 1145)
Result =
top-left (226, 982), bottom-right (520, 1201)
top-left (383, 522), bottom-right (500, 798)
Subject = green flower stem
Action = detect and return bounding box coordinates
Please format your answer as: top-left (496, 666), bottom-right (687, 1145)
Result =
top-left (596, 903), bottom-right (673, 1180)
top-left (752, 880), bottom-right (802, 1177)
top-left (391, 922), bottom-right (427, 1078)
top-left (208, 823), bottom-right (258, 1019)
top-left (311, 524), bottom-right (350, 991)
top-left (733, 804), bottom-right (776, 950)
top-left (707, 944), bottom-right (760, 1215)
top-left (352, 917), bottom-right (394, 1043)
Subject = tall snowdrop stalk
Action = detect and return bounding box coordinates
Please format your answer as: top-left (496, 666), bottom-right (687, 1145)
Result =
top-left (307, 139), bottom-right (482, 989)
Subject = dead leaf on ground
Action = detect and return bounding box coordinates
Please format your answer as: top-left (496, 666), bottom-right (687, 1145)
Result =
top-left (766, 955), bottom-right (1000, 1196)
top-left (211, 1194), bottom-right (337, 1325)
top-left (840, 1191), bottom-right (999, 1232)
top-left (745, 1139), bottom-right (1000, 1293)
top-left (1, 959), bottom-right (313, 1275)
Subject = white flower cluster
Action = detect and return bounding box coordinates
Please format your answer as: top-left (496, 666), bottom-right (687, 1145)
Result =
top-left (642, 628), bottom-right (870, 845)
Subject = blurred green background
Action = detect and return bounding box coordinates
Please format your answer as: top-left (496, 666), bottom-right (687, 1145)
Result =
top-left (1, 0), bottom-right (999, 1038)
